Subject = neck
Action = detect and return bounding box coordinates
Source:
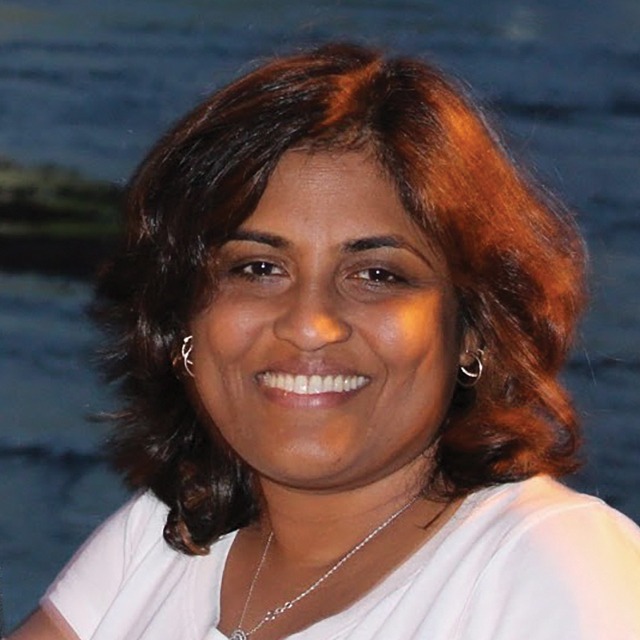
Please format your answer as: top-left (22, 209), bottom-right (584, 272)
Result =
top-left (255, 458), bottom-right (440, 567)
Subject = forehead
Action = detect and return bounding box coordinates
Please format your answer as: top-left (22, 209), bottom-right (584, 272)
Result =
top-left (240, 150), bottom-right (428, 247)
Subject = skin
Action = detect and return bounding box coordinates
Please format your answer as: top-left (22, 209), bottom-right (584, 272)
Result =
top-left (189, 150), bottom-right (475, 637)
top-left (192, 150), bottom-right (467, 494)
top-left (8, 606), bottom-right (79, 639)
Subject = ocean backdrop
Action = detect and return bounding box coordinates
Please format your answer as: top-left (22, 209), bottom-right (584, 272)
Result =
top-left (1, 0), bottom-right (639, 632)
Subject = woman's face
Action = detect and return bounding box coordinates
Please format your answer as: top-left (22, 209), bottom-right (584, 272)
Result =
top-left (191, 150), bottom-right (465, 493)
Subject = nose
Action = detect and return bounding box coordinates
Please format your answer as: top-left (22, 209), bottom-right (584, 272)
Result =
top-left (273, 284), bottom-right (352, 351)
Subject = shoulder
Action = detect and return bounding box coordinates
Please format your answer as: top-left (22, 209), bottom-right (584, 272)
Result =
top-left (467, 475), bottom-right (640, 554)
top-left (51, 490), bottom-right (169, 581)
top-left (41, 492), bottom-right (173, 639)
top-left (463, 475), bottom-right (640, 581)
top-left (75, 490), bottom-right (171, 570)
top-left (113, 491), bottom-right (170, 563)
top-left (454, 476), bottom-right (640, 638)
top-left (112, 490), bottom-right (169, 533)
top-left (42, 493), bottom-right (238, 640)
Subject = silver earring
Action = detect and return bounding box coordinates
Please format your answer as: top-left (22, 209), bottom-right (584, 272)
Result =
top-left (458, 349), bottom-right (484, 388)
top-left (181, 335), bottom-right (194, 378)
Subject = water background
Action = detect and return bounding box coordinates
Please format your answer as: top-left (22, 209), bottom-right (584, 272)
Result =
top-left (1, 0), bottom-right (639, 632)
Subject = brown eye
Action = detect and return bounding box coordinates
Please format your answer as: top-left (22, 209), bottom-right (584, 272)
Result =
top-left (233, 261), bottom-right (285, 278)
top-left (352, 268), bottom-right (405, 283)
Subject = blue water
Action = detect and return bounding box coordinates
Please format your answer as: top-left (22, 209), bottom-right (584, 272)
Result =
top-left (1, 0), bottom-right (639, 632)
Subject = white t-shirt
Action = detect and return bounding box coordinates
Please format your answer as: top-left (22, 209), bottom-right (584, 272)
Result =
top-left (43, 476), bottom-right (640, 639)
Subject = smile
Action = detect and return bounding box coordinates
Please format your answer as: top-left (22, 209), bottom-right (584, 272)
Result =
top-left (258, 372), bottom-right (370, 395)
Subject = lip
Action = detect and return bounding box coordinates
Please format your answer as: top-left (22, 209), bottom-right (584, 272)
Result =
top-left (256, 358), bottom-right (368, 378)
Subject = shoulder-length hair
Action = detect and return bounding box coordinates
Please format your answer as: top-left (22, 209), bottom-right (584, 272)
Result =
top-left (94, 42), bottom-right (587, 554)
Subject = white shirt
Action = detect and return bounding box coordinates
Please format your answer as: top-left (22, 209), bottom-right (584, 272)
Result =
top-left (43, 476), bottom-right (640, 639)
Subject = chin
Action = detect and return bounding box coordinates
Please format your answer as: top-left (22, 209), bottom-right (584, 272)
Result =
top-left (246, 443), bottom-right (368, 492)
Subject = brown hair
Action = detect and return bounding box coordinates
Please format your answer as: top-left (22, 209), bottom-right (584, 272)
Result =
top-left (94, 42), bottom-right (587, 554)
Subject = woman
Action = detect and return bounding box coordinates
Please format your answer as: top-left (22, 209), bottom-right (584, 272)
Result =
top-left (10, 43), bottom-right (640, 639)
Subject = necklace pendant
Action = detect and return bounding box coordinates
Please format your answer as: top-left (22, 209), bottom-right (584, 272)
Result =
top-left (230, 629), bottom-right (248, 640)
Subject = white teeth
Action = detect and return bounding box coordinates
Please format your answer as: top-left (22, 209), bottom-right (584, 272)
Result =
top-left (293, 375), bottom-right (308, 394)
top-left (260, 372), bottom-right (368, 395)
top-left (309, 375), bottom-right (323, 393)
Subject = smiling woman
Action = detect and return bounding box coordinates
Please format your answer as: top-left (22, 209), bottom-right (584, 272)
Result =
top-left (190, 151), bottom-right (463, 495)
top-left (8, 43), bottom-right (640, 640)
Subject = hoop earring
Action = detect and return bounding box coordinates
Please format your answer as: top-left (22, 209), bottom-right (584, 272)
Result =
top-left (181, 335), bottom-right (195, 378)
top-left (457, 349), bottom-right (484, 388)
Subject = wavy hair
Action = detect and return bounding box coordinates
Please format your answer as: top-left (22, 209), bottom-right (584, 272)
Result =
top-left (94, 42), bottom-right (587, 554)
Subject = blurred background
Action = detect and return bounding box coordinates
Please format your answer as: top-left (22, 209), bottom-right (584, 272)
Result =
top-left (1, 0), bottom-right (639, 631)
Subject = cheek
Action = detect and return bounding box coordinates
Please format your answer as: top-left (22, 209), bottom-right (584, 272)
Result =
top-left (190, 302), bottom-right (269, 423)
top-left (196, 299), bottom-right (268, 363)
top-left (367, 295), bottom-right (460, 370)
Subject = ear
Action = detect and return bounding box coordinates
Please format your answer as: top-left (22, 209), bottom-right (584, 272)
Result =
top-left (458, 326), bottom-right (483, 368)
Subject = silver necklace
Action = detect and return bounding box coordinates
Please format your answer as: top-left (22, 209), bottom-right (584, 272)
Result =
top-left (229, 496), bottom-right (418, 640)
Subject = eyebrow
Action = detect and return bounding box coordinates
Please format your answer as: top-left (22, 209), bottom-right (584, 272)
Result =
top-left (344, 235), bottom-right (412, 253)
top-left (345, 235), bottom-right (435, 268)
top-left (227, 231), bottom-right (414, 251)
top-left (224, 230), bottom-right (433, 267)
top-left (225, 229), bottom-right (290, 248)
